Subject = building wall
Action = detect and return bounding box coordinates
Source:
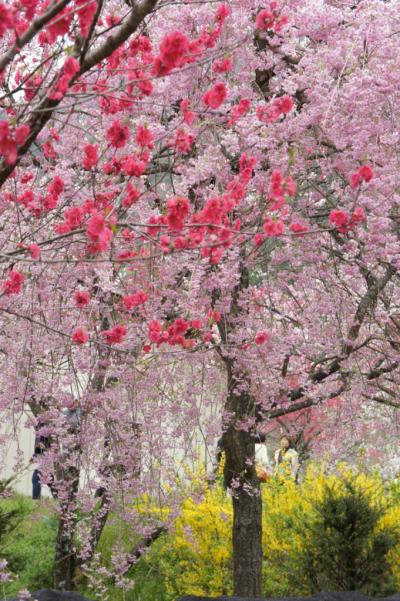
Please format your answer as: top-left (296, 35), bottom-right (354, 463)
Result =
top-left (0, 412), bottom-right (42, 496)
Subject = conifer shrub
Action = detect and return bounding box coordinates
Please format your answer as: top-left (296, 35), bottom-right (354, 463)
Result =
top-left (286, 478), bottom-right (399, 594)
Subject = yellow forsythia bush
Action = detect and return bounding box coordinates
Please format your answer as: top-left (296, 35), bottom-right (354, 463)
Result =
top-left (260, 464), bottom-right (400, 595)
top-left (144, 464), bottom-right (400, 599)
top-left (153, 485), bottom-right (233, 599)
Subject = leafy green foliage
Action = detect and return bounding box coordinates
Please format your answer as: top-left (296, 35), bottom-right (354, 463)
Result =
top-left (0, 478), bottom-right (25, 547)
top-left (2, 468), bottom-right (400, 600)
top-left (288, 479), bottom-right (399, 595)
top-left (1, 496), bottom-right (57, 597)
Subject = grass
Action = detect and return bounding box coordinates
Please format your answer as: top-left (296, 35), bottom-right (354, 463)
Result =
top-left (0, 495), bottom-right (168, 601)
top-left (1, 495), bottom-right (57, 597)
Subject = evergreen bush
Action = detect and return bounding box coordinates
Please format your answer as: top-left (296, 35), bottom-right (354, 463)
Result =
top-left (289, 478), bottom-right (399, 595)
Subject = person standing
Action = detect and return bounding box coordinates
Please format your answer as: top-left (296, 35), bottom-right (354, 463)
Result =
top-left (274, 436), bottom-right (299, 482)
top-left (30, 421), bottom-right (50, 500)
top-left (31, 460), bottom-right (41, 500)
top-left (255, 432), bottom-right (271, 483)
top-left (64, 399), bottom-right (81, 433)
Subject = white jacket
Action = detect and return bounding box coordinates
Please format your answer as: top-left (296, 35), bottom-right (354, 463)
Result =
top-left (255, 443), bottom-right (271, 472)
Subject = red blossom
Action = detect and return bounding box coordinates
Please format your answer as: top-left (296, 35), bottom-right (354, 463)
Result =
top-left (45, 8), bottom-right (73, 43)
top-left (76, 0), bottom-right (97, 38)
top-left (86, 213), bottom-right (113, 254)
top-left (101, 324), bottom-right (127, 344)
top-left (49, 57), bottom-right (80, 100)
top-left (215, 4), bottom-right (230, 22)
top-left (329, 209), bottom-right (350, 233)
top-left (0, 121), bottom-right (30, 165)
top-left (256, 103), bottom-right (280, 124)
top-left (122, 183), bottom-right (141, 208)
top-left (228, 98), bottom-right (251, 125)
top-left (169, 128), bottom-right (196, 154)
top-left (86, 214), bottom-right (106, 239)
top-left (83, 144), bottom-right (98, 170)
top-left (153, 31), bottom-right (190, 76)
top-left (20, 0), bottom-right (39, 20)
top-left (256, 9), bottom-right (275, 31)
top-left (350, 165), bottom-right (374, 188)
top-left (3, 270), bottom-right (25, 295)
top-left (106, 120), bottom-right (130, 148)
top-left (28, 243), bottom-right (40, 259)
top-left (48, 176), bottom-right (64, 196)
top-left (203, 82), bottom-right (228, 109)
top-left (135, 124), bottom-right (154, 149)
top-left (213, 57), bottom-right (233, 73)
top-left (255, 331), bottom-right (269, 345)
top-left (207, 310), bottom-right (221, 323)
top-left (123, 292), bottom-right (149, 310)
top-left (148, 320), bottom-right (163, 343)
top-left (42, 194), bottom-right (58, 212)
top-left (116, 250), bottom-right (137, 262)
top-left (180, 99), bottom-right (195, 125)
top-left (0, 3), bottom-right (15, 37)
top-left (253, 233), bottom-right (264, 246)
top-left (72, 328), bottom-right (89, 344)
top-left (15, 124), bottom-right (30, 146)
top-left (43, 140), bottom-right (57, 159)
top-left (166, 196), bottom-right (190, 230)
top-left (290, 222), bottom-right (308, 236)
top-left (351, 206), bottom-right (367, 226)
top-left (273, 95), bottom-right (294, 114)
top-left (350, 173), bottom-right (361, 189)
top-left (257, 96), bottom-right (294, 124)
top-left (262, 217), bottom-right (285, 237)
top-left (138, 76), bottom-right (153, 96)
top-left (255, 5), bottom-right (288, 33)
top-left (122, 154), bottom-right (148, 177)
top-left (64, 206), bottom-right (84, 229)
top-left (359, 165), bottom-right (374, 182)
top-left (74, 290), bottom-right (90, 308)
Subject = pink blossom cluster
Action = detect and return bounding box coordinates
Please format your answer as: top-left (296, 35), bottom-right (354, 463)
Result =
top-left (255, 3), bottom-right (289, 34)
top-left (2, 270), bottom-right (24, 295)
top-left (144, 154), bottom-right (256, 264)
top-left (147, 311), bottom-right (222, 350)
top-left (349, 165), bottom-right (374, 189)
top-left (49, 57), bottom-right (80, 101)
top-left (0, 121), bottom-right (30, 165)
top-left (152, 5), bottom-right (230, 77)
top-left (257, 96), bottom-right (294, 124)
top-left (329, 207), bottom-right (367, 234)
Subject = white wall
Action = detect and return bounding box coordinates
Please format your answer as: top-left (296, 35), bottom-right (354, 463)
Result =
top-left (0, 411), bottom-right (41, 496)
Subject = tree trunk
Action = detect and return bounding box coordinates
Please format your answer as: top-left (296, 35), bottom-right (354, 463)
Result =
top-left (216, 260), bottom-right (263, 596)
top-left (222, 365), bottom-right (263, 597)
top-left (232, 485), bottom-right (262, 596)
top-left (223, 426), bottom-right (263, 597)
top-left (53, 464), bottom-right (80, 590)
top-left (54, 512), bottom-right (77, 590)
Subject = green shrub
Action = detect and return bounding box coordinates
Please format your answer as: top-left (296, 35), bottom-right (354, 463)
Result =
top-left (3, 465), bottom-right (400, 601)
top-left (1, 498), bottom-right (57, 597)
top-left (0, 479), bottom-right (28, 549)
top-left (288, 478), bottom-right (399, 595)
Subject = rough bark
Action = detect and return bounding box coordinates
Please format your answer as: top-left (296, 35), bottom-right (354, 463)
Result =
top-left (54, 465), bottom-right (80, 590)
top-left (232, 490), bottom-right (262, 597)
top-left (223, 424), bottom-right (262, 596)
top-left (216, 262), bottom-right (263, 597)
